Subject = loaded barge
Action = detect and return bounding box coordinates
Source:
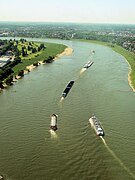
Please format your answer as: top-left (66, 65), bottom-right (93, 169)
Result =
top-left (89, 115), bottom-right (104, 136)
top-left (83, 61), bottom-right (94, 69)
top-left (62, 80), bottom-right (75, 98)
top-left (50, 114), bottom-right (58, 131)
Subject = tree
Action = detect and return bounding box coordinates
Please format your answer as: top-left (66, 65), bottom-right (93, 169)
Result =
top-left (22, 46), bottom-right (25, 56)
top-left (46, 56), bottom-right (54, 63)
top-left (20, 38), bottom-right (27, 44)
top-left (27, 45), bottom-right (31, 51)
top-left (22, 46), bottom-right (27, 56)
top-left (14, 48), bottom-right (21, 57)
top-left (39, 43), bottom-right (45, 50)
top-left (5, 75), bottom-right (13, 86)
top-left (2, 67), bottom-right (13, 78)
top-left (29, 42), bottom-right (32, 46)
top-left (18, 70), bottom-right (24, 77)
top-left (38, 46), bottom-right (41, 52)
top-left (33, 62), bottom-right (38, 66)
top-left (14, 56), bottom-right (21, 63)
top-left (32, 47), bottom-right (37, 53)
top-left (0, 80), bottom-right (4, 89)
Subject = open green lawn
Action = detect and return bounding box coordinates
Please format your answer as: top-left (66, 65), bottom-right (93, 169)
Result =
top-left (13, 42), bottom-right (67, 75)
top-left (16, 41), bottom-right (42, 59)
top-left (79, 39), bottom-right (135, 90)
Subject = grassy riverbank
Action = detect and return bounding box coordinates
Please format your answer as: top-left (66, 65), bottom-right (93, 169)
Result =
top-left (0, 40), bottom-right (67, 91)
top-left (80, 39), bottom-right (135, 91)
top-left (13, 42), bottom-right (67, 75)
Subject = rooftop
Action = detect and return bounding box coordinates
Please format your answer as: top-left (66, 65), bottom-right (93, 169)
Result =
top-left (0, 56), bottom-right (11, 68)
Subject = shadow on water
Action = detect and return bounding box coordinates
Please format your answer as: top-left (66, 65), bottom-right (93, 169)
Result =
top-left (100, 136), bottom-right (135, 179)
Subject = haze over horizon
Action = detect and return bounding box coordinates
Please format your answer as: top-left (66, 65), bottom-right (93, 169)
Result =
top-left (0, 0), bottom-right (135, 24)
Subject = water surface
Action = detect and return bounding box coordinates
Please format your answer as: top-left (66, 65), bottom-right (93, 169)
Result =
top-left (0, 39), bottom-right (135, 180)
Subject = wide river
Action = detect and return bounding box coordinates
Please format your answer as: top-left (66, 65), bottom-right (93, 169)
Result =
top-left (0, 38), bottom-right (135, 180)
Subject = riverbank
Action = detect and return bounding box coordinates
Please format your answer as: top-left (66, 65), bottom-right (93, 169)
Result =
top-left (110, 46), bottom-right (135, 92)
top-left (23, 47), bottom-right (73, 74)
top-left (0, 46), bottom-right (73, 91)
top-left (54, 47), bottom-right (73, 60)
top-left (79, 39), bottom-right (135, 92)
top-left (0, 40), bottom-right (72, 91)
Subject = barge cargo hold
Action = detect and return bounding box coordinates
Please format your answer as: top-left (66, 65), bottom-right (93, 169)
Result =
top-left (83, 61), bottom-right (94, 69)
top-left (62, 80), bottom-right (75, 98)
top-left (89, 115), bottom-right (104, 136)
top-left (50, 114), bottom-right (58, 131)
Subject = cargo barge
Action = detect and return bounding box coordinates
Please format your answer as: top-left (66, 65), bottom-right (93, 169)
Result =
top-left (83, 61), bottom-right (94, 69)
top-left (62, 80), bottom-right (75, 98)
top-left (89, 115), bottom-right (104, 136)
top-left (50, 114), bottom-right (58, 131)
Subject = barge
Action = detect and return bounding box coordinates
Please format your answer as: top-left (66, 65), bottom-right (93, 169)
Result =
top-left (89, 115), bottom-right (104, 136)
top-left (83, 61), bottom-right (94, 69)
top-left (50, 114), bottom-right (58, 131)
top-left (62, 80), bottom-right (75, 98)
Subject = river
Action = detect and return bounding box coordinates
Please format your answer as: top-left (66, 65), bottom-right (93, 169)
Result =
top-left (0, 38), bottom-right (135, 180)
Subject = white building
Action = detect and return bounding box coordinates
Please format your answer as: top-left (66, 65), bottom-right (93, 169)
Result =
top-left (0, 57), bottom-right (11, 68)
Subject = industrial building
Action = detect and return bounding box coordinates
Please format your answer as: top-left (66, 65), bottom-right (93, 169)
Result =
top-left (0, 56), bottom-right (11, 68)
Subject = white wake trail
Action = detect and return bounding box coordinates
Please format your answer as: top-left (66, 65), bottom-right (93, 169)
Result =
top-left (100, 137), bottom-right (135, 179)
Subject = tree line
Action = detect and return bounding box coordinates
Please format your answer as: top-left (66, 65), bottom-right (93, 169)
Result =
top-left (0, 39), bottom-right (46, 88)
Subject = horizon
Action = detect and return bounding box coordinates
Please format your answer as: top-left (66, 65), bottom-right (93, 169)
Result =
top-left (1, 0), bottom-right (135, 24)
top-left (0, 21), bottom-right (135, 26)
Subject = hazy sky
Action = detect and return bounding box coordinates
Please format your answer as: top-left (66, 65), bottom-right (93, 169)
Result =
top-left (0, 0), bottom-right (135, 24)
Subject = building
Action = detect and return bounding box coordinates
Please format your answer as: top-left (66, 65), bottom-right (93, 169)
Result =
top-left (0, 56), bottom-right (11, 68)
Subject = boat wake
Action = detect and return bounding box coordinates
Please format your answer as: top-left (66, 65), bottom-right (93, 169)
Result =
top-left (50, 129), bottom-right (58, 139)
top-left (79, 68), bottom-right (87, 75)
top-left (100, 136), bottom-right (135, 179)
top-left (60, 97), bottom-right (64, 102)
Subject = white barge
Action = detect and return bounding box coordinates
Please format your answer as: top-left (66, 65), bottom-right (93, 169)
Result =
top-left (50, 114), bottom-right (58, 131)
top-left (89, 115), bottom-right (104, 136)
top-left (83, 61), bottom-right (94, 69)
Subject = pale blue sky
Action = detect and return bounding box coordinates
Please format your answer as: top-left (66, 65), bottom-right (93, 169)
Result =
top-left (0, 0), bottom-right (135, 24)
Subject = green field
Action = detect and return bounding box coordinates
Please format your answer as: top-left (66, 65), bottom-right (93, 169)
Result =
top-left (17, 41), bottom-right (42, 59)
top-left (13, 42), bottom-right (67, 75)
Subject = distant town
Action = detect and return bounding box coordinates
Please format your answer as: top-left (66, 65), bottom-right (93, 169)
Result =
top-left (0, 22), bottom-right (135, 53)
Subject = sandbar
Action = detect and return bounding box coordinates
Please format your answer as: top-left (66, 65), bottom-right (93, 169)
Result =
top-left (54, 47), bottom-right (73, 60)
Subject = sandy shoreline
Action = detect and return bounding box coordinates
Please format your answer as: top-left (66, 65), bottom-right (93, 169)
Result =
top-left (24, 47), bottom-right (73, 73)
top-left (127, 66), bottom-right (135, 92)
top-left (54, 47), bottom-right (73, 60)
top-left (121, 56), bottom-right (135, 92)
top-left (14, 47), bottom-right (73, 80)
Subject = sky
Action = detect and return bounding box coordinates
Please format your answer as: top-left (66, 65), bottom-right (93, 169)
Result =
top-left (0, 0), bottom-right (135, 24)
